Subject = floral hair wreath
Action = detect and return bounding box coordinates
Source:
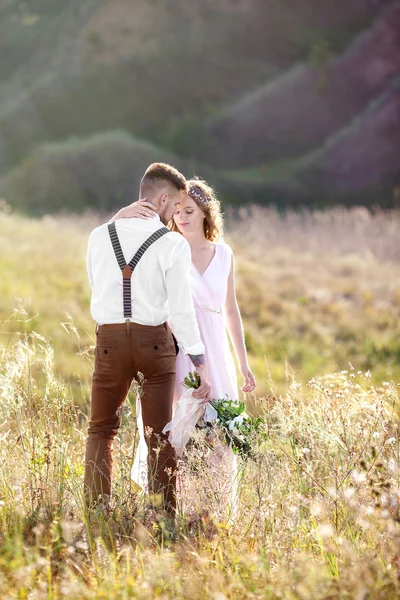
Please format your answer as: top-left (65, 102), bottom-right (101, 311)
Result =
top-left (187, 184), bottom-right (211, 206)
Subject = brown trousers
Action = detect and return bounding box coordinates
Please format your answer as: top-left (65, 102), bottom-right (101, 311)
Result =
top-left (84, 321), bottom-right (178, 513)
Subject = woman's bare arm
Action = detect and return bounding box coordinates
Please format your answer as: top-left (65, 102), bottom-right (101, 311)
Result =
top-left (109, 199), bottom-right (157, 222)
top-left (223, 252), bottom-right (256, 393)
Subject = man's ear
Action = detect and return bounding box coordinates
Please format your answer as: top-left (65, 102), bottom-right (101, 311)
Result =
top-left (159, 192), bottom-right (168, 206)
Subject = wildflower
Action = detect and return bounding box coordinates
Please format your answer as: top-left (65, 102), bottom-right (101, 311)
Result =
top-left (351, 470), bottom-right (366, 484)
top-left (145, 426), bottom-right (153, 438)
top-left (319, 524), bottom-right (334, 538)
top-left (365, 370), bottom-right (371, 379)
top-left (302, 448), bottom-right (311, 455)
top-left (76, 541), bottom-right (89, 552)
top-left (116, 404), bottom-right (130, 417)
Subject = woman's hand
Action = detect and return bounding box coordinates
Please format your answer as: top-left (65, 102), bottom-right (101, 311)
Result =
top-left (117, 199), bottom-right (157, 220)
top-left (240, 365), bottom-right (256, 393)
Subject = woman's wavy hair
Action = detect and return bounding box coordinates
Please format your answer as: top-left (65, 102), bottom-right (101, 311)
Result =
top-left (169, 177), bottom-right (223, 241)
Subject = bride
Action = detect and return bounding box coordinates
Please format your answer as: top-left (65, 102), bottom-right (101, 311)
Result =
top-left (111, 178), bottom-right (256, 518)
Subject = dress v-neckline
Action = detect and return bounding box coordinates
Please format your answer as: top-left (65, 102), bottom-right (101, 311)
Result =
top-left (191, 243), bottom-right (218, 278)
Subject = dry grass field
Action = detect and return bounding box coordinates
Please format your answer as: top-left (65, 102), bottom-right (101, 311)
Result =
top-left (1, 205), bottom-right (400, 598)
top-left (1, 204), bottom-right (400, 396)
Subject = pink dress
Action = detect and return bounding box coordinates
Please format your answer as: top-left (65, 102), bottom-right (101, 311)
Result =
top-left (173, 242), bottom-right (239, 519)
top-left (174, 241), bottom-right (238, 404)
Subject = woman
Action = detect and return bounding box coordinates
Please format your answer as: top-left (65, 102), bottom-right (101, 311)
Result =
top-left (112, 179), bottom-right (256, 518)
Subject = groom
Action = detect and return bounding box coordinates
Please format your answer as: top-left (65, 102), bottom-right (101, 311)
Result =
top-left (85, 162), bottom-right (211, 514)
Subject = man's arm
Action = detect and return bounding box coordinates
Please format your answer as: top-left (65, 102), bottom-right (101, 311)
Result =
top-left (188, 354), bottom-right (205, 368)
top-left (165, 241), bottom-right (211, 399)
top-left (165, 241), bottom-right (204, 356)
top-left (86, 236), bottom-right (94, 289)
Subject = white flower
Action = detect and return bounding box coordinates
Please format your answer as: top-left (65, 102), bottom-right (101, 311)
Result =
top-left (302, 447), bottom-right (311, 455)
top-left (228, 414), bottom-right (248, 435)
top-left (351, 470), bottom-right (366, 484)
top-left (229, 415), bottom-right (244, 429)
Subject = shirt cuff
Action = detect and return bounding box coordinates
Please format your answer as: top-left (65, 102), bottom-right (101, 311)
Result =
top-left (181, 341), bottom-right (205, 356)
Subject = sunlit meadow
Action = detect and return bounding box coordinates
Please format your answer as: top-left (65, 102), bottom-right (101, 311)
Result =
top-left (1, 205), bottom-right (400, 598)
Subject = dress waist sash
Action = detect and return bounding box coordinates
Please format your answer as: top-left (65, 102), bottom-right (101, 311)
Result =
top-left (195, 306), bottom-right (222, 316)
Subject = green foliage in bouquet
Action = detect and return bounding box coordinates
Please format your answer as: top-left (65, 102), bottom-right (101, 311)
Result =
top-left (182, 371), bottom-right (201, 391)
top-left (210, 398), bottom-right (265, 459)
top-left (183, 371), bottom-right (266, 458)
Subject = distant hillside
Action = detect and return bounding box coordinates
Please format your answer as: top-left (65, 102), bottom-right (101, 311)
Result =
top-left (205, 3), bottom-right (400, 168)
top-left (0, 0), bottom-right (398, 212)
top-left (223, 78), bottom-right (400, 208)
top-left (297, 79), bottom-right (400, 202)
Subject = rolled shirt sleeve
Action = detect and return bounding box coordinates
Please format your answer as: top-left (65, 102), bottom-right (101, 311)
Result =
top-left (165, 240), bottom-right (205, 356)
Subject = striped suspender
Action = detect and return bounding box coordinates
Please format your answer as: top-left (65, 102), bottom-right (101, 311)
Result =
top-left (107, 222), bottom-right (170, 319)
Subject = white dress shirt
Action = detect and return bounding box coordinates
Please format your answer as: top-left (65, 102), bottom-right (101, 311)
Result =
top-left (87, 215), bottom-right (205, 356)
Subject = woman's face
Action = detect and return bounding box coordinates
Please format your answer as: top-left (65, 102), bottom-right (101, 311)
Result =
top-left (173, 194), bottom-right (205, 234)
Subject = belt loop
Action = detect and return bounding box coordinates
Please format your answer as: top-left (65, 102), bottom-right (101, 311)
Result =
top-left (126, 319), bottom-right (131, 336)
top-left (95, 323), bottom-right (99, 335)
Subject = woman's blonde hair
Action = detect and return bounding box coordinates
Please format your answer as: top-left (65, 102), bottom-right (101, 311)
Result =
top-left (169, 177), bottom-right (223, 241)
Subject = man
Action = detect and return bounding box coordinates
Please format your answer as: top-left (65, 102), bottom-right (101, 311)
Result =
top-left (85, 162), bottom-right (211, 515)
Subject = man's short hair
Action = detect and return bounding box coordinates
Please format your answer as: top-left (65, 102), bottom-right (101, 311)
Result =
top-left (140, 163), bottom-right (187, 199)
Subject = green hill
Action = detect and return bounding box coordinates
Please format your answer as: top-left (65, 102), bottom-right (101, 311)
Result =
top-left (0, 131), bottom-right (194, 214)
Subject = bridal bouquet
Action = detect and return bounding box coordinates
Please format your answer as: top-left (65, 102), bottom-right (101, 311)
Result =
top-left (163, 372), bottom-right (265, 459)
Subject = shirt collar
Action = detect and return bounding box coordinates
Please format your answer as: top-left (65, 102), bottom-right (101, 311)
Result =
top-left (113, 213), bottom-right (163, 231)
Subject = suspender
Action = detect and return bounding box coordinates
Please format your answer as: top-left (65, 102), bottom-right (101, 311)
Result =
top-left (107, 222), bottom-right (170, 319)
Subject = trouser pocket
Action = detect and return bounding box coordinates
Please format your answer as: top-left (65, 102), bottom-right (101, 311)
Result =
top-left (94, 340), bottom-right (119, 373)
top-left (171, 332), bottom-right (179, 356)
